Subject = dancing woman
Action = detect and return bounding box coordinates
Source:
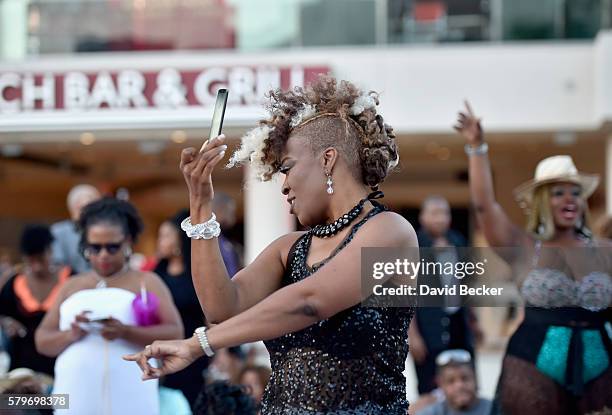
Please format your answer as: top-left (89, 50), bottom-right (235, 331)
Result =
top-left (125, 76), bottom-right (418, 414)
top-left (455, 103), bottom-right (612, 415)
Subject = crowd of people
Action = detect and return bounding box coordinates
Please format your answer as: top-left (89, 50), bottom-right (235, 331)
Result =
top-left (0, 76), bottom-right (610, 415)
top-left (0, 186), bottom-right (264, 414)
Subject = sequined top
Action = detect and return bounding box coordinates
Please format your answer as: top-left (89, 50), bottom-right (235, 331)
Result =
top-left (262, 205), bottom-right (414, 414)
top-left (521, 240), bottom-right (612, 311)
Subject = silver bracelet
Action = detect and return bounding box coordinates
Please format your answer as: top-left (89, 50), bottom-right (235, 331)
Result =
top-left (194, 327), bottom-right (215, 357)
top-left (180, 214), bottom-right (221, 239)
top-left (464, 142), bottom-right (488, 156)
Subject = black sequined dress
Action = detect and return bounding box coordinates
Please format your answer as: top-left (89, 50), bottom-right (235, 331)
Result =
top-left (262, 204), bottom-right (414, 414)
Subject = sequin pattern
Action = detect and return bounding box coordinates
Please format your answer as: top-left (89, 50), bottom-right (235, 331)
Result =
top-left (521, 269), bottom-right (612, 311)
top-left (261, 205), bottom-right (414, 414)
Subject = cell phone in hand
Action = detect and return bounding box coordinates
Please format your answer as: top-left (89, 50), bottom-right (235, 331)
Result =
top-left (88, 318), bottom-right (112, 323)
top-left (209, 88), bottom-right (228, 141)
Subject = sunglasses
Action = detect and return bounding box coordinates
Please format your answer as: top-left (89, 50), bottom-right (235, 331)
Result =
top-left (84, 241), bottom-right (125, 256)
top-left (435, 349), bottom-right (472, 367)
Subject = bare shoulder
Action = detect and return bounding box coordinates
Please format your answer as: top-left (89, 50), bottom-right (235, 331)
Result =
top-left (58, 273), bottom-right (96, 300)
top-left (262, 231), bottom-right (308, 267)
top-left (359, 211), bottom-right (418, 246)
top-left (141, 271), bottom-right (169, 290)
top-left (275, 231), bottom-right (307, 252)
top-left (592, 237), bottom-right (612, 248)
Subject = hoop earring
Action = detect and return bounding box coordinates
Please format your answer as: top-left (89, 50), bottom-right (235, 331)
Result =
top-left (325, 171), bottom-right (334, 195)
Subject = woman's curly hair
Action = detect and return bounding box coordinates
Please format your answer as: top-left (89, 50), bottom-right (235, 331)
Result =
top-left (229, 75), bottom-right (398, 189)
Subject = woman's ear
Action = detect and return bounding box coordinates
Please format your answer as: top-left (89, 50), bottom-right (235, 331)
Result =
top-left (321, 147), bottom-right (338, 172)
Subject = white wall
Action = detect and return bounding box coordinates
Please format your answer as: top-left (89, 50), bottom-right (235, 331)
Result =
top-left (1, 31), bottom-right (611, 136)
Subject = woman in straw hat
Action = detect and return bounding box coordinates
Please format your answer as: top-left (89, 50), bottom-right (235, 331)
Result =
top-left (125, 76), bottom-right (418, 414)
top-left (455, 103), bottom-right (611, 414)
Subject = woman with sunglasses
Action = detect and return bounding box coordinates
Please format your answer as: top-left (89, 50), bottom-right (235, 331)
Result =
top-left (455, 103), bottom-right (611, 414)
top-left (35, 197), bottom-right (183, 415)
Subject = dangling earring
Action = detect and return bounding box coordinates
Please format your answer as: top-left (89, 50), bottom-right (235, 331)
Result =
top-left (123, 247), bottom-right (133, 257)
top-left (325, 171), bottom-right (334, 195)
top-left (575, 216), bottom-right (583, 232)
top-left (537, 213), bottom-right (546, 235)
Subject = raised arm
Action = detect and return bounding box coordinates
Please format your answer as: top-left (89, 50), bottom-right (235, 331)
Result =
top-left (454, 102), bottom-right (529, 248)
top-left (179, 135), bottom-right (290, 324)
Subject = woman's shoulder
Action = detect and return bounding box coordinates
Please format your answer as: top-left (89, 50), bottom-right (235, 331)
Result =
top-left (59, 273), bottom-right (97, 297)
top-left (139, 270), bottom-right (175, 294)
top-left (267, 231), bottom-right (308, 253)
top-left (363, 210), bottom-right (418, 245)
top-left (592, 237), bottom-right (612, 248)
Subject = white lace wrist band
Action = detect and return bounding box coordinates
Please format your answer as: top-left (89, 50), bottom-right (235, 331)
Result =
top-left (180, 214), bottom-right (221, 239)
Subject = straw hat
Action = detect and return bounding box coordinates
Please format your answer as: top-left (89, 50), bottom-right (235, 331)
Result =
top-left (513, 155), bottom-right (599, 205)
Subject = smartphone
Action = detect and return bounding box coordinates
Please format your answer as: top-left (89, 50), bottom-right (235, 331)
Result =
top-left (88, 318), bottom-right (112, 323)
top-left (209, 88), bottom-right (228, 141)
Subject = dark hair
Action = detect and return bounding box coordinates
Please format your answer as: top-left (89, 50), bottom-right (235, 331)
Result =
top-left (193, 381), bottom-right (257, 415)
top-left (260, 75), bottom-right (398, 190)
top-left (78, 197), bottom-right (144, 252)
top-left (239, 365), bottom-right (271, 389)
top-left (155, 209), bottom-right (191, 274)
top-left (20, 224), bottom-right (54, 256)
top-left (227, 346), bottom-right (246, 361)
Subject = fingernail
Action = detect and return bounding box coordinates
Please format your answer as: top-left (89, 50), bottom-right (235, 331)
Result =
top-left (219, 151), bottom-right (226, 158)
top-left (220, 145), bottom-right (227, 150)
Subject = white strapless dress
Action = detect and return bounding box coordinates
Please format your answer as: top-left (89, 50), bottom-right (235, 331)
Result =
top-left (53, 287), bottom-right (159, 415)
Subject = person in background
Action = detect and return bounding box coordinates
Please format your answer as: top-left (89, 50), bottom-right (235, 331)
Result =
top-left (0, 248), bottom-right (14, 285)
top-left (208, 346), bottom-right (247, 384)
top-left (0, 225), bottom-right (70, 376)
top-left (239, 365), bottom-right (271, 408)
top-left (0, 367), bottom-right (53, 395)
top-left (0, 368), bottom-right (54, 415)
top-left (212, 192), bottom-right (242, 277)
top-left (154, 208), bottom-right (209, 407)
top-left (416, 350), bottom-right (491, 415)
top-left (193, 381), bottom-right (257, 415)
top-left (410, 195), bottom-right (478, 394)
top-left (36, 197), bottom-right (183, 415)
top-left (51, 184), bottom-right (101, 274)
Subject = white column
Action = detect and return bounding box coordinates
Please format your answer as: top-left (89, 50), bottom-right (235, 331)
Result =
top-left (0, 0), bottom-right (29, 61)
top-left (244, 166), bottom-right (294, 265)
top-left (607, 135), bottom-right (612, 215)
top-left (489, 0), bottom-right (504, 41)
top-left (374, 0), bottom-right (388, 45)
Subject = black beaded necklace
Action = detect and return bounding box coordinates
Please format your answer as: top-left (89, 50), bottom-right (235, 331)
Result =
top-left (310, 191), bottom-right (384, 238)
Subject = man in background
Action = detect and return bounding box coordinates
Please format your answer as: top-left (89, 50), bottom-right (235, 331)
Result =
top-left (51, 184), bottom-right (101, 275)
top-left (410, 195), bottom-right (479, 394)
top-left (416, 350), bottom-right (491, 415)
